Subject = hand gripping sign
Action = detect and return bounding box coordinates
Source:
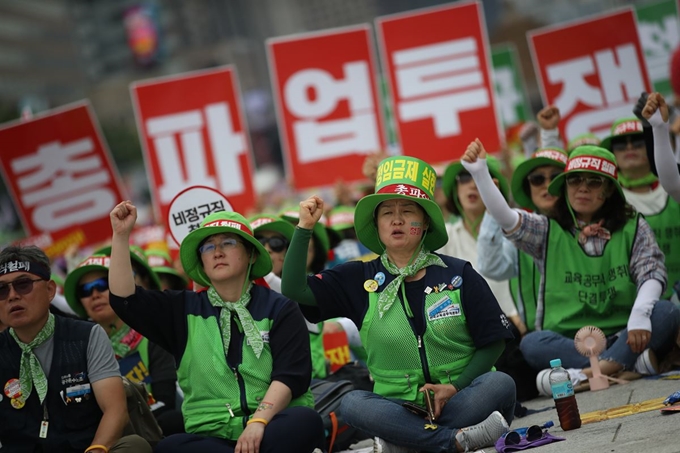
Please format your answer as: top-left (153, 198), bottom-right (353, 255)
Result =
top-left (267, 25), bottom-right (386, 190)
top-left (167, 186), bottom-right (233, 247)
top-left (0, 101), bottom-right (126, 249)
top-left (528, 8), bottom-right (652, 142)
top-left (131, 66), bottom-right (255, 225)
top-left (375, 0), bottom-right (502, 163)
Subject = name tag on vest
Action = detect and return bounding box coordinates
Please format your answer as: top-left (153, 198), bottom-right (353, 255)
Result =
top-left (427, 295), bottom-right (461, 321)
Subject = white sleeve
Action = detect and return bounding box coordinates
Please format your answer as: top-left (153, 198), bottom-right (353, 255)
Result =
top-left (540, 128), bottom-right (564, 149)
top-left (650, 110), bottom-right (680, 202)
top-left (461, 158), bottom-right (520, 231)
top-left (627, 279), bottom-right (663, 332)
top-left (264, 272), bottom-right (282, 293)
top-left (476, 213), bottom-right (518, 280)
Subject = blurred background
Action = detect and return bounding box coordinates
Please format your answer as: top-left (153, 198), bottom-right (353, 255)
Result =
top-left (0, 0), bottom-right (667, 241)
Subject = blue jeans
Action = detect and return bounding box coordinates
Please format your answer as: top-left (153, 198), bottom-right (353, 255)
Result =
top-left (340, 371), bottom-right (516, 453)
top-left (520, 299), bottom-right (680, 370)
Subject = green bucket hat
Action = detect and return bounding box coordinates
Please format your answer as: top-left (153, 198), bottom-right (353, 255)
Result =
top-left (548, 145), bottom-right (623, 198)
top-left (354, 155), bottom-right (447, 254)
top-left (599, 118), bottom-right (644, 151)
top-left (328, 206), bottom-right (356, 232)
top-left (511, 147), bottom-right (568, 211)
top-left (567, 133), bottom-right (601, 153)
top-left (179, 211), bottom-right (272, 287)
top-left (442, 155), bottom-right (510, 203)
top-left (64, 254), bottom-right (111, 318)
top-left (278, 208), bottom-right (331, 255)
top-left (145, 248), bottom-right (188, 287)
top-left (249, 214), bottom-right (295, 242)
top-left (95, 244), bottom-right (162, 290)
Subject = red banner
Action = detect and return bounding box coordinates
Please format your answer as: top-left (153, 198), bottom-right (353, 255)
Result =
top-left (376, 0), bottom-right (502, 163)
top-left (0, 101), bottom-right (126, 250)
top-left (131, 66), bottom-right (256, 225)
top-left (529, 8), bottom-right (652, 141)
top-left (267, 25), bottom-right (386, 190)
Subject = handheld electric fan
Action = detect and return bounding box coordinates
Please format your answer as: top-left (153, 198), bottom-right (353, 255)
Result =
top-left (574, 326), bottom-right (610, 391)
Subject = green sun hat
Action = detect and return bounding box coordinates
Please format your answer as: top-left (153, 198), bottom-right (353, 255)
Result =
top-left (328, 206), bottom-right (356, 232)
top-left (511, 147), bottom-right (568, 211)
top-left (95, 244), bottom-right (161, 290)
top-left (548, 145), bottom-right (623, 198)
top-left (248, 214), bottom-right (295, 242)
top-left (179, 211), bottom-right (272, 287)
top-left (278, 208), bottom-right (331, 255)
top-left (145, 248), bottom-right (188, 287)
top-left (567, 133), bottom-right (601, 153)
top-left (442, 155), bottom-right (510, 203)
top-left (64, 254), bottom-right (111, 318)
top-left (354, 155), bottom-right (448, 254)
top-left (599, 118), bottom-right (644, 151)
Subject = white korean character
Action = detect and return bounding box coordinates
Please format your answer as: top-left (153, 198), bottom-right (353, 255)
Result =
top-left (638, 16), bottom-right (679, 83)
top-left (494, 66), bottom-right (522, 126)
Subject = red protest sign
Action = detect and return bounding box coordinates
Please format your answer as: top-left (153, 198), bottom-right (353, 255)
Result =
top-left (0, 101), bottom-right (126, 250)
top-left (376, 0), bottom-right (502, 163)
top-left (131, 66), bottom-right (255, 225)
top-left (529, 8), bottom-right (652, 141)
top-left (267, 25), bottom-right (386, 190)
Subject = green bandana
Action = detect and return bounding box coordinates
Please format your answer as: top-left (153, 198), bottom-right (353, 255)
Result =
top-left (207, 284), bottom-right (264, 359)
top-left (378, 249), bottom-right (447, 318)
top-left (109, 324), bottom-right (143, 359)
top-left (618, 173), bottom-right (658, 189)
top-left (9, 313), bottom-right (55, 404)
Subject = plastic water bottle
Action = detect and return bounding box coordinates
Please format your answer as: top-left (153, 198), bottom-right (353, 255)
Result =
top-left (549, 358), bottom-right (581, 430)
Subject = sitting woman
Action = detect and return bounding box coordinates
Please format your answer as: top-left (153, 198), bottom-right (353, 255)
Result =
top-left (282, 156), bottom-right (515, 453)
top-left (461, 138), bottom-right (680, 382)
top-left (107, 203), bottom-right (324, 453)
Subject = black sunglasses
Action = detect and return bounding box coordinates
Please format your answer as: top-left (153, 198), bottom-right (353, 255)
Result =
top-left (455, 172), bottom-right (473, 184)
top-left (0, 277), bottom-right (45, 301)
top-left (504, 424), bottom-right (545, 446)
top-left (611, 137), bottom-right (645, 153)
top-left (78, 278), bottom-right (109, 298)
top-left (527, 172), bottom-right (562, 187)
top-left (565, 174), bottom-right (606, 189)
top-left (257, 236), bottom-right (289, 253)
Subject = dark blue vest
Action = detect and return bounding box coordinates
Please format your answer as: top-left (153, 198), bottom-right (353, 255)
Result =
top-left (0, 316), bottom-right (103, 452)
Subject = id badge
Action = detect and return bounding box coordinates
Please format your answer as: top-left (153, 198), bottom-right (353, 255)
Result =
top-left (39, 421), bottom-right (49, 438)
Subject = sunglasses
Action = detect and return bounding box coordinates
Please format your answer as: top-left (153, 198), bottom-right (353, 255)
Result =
top-left (257, 236), bottom-right (289, 253)
top-left (565, 174), bottom-right (606, 189)
top-left (527, 172), bottom-right (562, 187)
top-left (0, 277), bottom-right (45, 301)
top-left (455, 172), bottom-right (473, 184)
top-left (611, 137), bottom-right (645, 153)
top-left (198, 238), bottom-right (240, 255)
top-left (78, 278), bottom-right (109, 298)
top-left (503, 424), bottom-right (545, 446)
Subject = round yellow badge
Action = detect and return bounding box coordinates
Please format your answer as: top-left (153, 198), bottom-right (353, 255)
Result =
top-left (11, 397), bottom-right (25, 409)
top-left (363, 279), bottom-right (378, 292)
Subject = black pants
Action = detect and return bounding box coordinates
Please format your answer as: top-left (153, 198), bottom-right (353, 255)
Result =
top-left (154, 406), bottom-right (325, 453)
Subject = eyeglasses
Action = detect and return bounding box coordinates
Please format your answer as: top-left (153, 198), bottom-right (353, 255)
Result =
top-left (503, 424), bottom-right (545, 446)
top-left (455, 172), bottom-right (473, 184)
top-left (527, 172), bottom-right (562, 187)
top-left (0, 277), bottom-right (45, 301)
top-left (257, 236), bottom-right (289, 253)
top-left (198, 238), bottom-right (240, 255)
top-left (78, 278), bottom-right (109, 298)
top-left (565, 174), bottom-right (606, 189)
top-left (611, 137), bottom-right (645, 153)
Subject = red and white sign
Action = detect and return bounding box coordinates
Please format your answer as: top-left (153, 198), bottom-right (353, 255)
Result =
top-left (529, 8), bottom-right (652, 141)
top-left (267, 25), bottom-right (386, 190)
top-left (0, 101), bottom-right (126, 249)
top-left (131, 66), bottom-right (255, 226)
top-left (376, 1), bottom-right (502, 164)
top-left (166, 186), bottom-right (233, 247)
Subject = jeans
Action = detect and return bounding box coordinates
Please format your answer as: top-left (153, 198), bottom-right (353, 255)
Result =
top-left (340, 371), bottom-right (516, 453)
top-left (520, 299), bottom-right (680, 371)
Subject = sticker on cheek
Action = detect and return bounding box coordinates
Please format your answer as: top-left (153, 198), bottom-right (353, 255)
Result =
top-left (410, 227), bottom-right (422, 235)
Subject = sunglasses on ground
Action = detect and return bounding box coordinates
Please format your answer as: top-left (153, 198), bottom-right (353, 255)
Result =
top-left (611, 138), bottom-right (645, 153)
top-left (198, 238), bottom-right (241, 255)
top-left (78, 278), bottom-right (109, 298)
top-left (503, 424), bottom-right (545, 446)
top-left (565, 174), bottom-right (606, 189)
top-left (257, 236), bottom-right (289, 253)
top-left (527, 172), bottom-right (562, 187)
top-left (0, 277), bottom-right (45, 300)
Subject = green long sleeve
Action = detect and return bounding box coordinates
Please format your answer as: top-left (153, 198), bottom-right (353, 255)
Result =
top-left (281, 226), bottom-right (318, 306)
top-left (452, 339), bottom-right (505, 391)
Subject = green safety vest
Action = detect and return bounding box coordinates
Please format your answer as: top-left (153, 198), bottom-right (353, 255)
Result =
top-left (308, 322), bottom-right (328, 379)
top-left (643, 194), bottom-right (680, 299)
top-left (509, 250), bottom-right (540, 331)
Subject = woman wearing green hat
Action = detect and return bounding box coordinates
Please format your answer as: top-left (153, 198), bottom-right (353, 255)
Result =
top-left (462, 139), bottom-right (680, 382)
top-left (282, 156), bottom-right (515, 453)
top-left (107, 201), bottom-right (324, 453)
top-left (146, 249), bottom-right (188, 291)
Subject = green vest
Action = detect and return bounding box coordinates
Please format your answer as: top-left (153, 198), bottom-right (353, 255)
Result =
top-left (308, 322), bottom-right (328, 379)
top-left (177, 312), bottom-right (314, 440)
top-left (509, 250), bottom-right (540, 331)
top-left (362, 286), bottom-right (476, 405)
top-left (643, 194), bottom-right (680, 299)
top-left (542, 217), bottom-right (639, 337)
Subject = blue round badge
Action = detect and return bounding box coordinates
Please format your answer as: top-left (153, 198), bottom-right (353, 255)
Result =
top-left (374, 272), bottom-right (386, 286)
top-left (451, 276), bottom-right (463, 288)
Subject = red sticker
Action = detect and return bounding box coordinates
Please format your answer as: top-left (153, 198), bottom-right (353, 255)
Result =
top-left (4, 378), bottom-right (22, 399)
top-left (410, 227), bottom-right (422, 235)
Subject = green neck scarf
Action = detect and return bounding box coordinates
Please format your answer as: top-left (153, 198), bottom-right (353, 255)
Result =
top-left (618, 173), bottom-right (658, 189)
top-left (109, 324), bottom-right (143, 359)
top-left (378, 248), bottom-right (447, 318)
top-left (207, 283), bottom-right (263, 359)
top-left (9, 313), bottom-right (55, 404)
